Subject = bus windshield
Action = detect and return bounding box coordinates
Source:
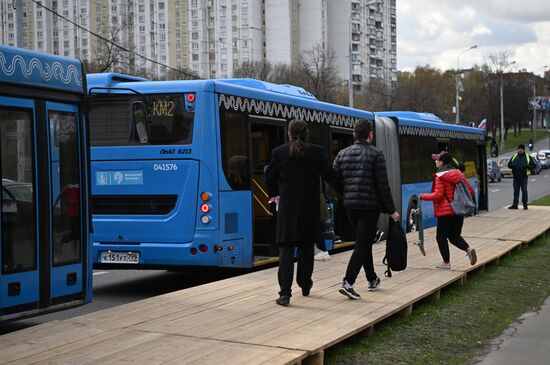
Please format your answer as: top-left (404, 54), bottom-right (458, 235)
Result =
top-left (89, 94), bottom-right (194, 146)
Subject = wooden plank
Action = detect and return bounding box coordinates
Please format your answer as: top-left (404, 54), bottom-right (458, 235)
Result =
top-left (4, 330), bottom-right (307, 365)
top-left (1, 206), bottom-right (549, 365)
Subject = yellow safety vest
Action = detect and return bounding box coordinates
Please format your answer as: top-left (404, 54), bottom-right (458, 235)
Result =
top-left (511, 153), bottom-right (531, 176)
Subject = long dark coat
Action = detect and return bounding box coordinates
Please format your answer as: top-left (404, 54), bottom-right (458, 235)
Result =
top-left (265, 142), bottom-right (334, 245)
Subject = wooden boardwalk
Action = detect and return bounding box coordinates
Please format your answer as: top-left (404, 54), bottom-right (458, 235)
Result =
top-left (1, 207), bottom-right (550, 365)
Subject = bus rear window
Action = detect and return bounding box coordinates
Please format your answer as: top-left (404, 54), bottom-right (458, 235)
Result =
top-left (89, 94), bottom-right (194, 146)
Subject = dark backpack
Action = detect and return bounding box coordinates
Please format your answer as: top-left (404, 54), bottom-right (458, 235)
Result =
top-left (383, 218), bottom-right (408, 278)
top-left (446, 180), bottom-right (476, 217)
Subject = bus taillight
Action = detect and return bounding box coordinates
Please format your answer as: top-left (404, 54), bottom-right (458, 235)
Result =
top-left (200, 192), bottom-right (211, 201)
top-left (200, 203), bottom-right (210, 213)
top-left (214, 245), bottom-right (223, 252)
top-left (190, 247), bottom-right (198, 255)
top-left (199, 244), bottom-right (208, 252)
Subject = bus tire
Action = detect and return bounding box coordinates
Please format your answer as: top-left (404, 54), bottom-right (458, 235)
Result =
top-left (406, 199), bottom-right (418, 233)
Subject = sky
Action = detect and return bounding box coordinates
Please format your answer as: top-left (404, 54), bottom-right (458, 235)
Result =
top-left (397, 0), bottom-right (550, 76)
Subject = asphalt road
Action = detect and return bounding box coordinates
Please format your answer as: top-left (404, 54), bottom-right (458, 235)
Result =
top-left (1, 137), bottom-right (549, 336)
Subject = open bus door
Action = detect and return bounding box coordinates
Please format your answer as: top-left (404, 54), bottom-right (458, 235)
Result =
top-left (329, 128), bottom-right (355, 244)
top-left (477, 143), bottom-right (489, 211)
top-left (249, 117), bottom-right (286, 260)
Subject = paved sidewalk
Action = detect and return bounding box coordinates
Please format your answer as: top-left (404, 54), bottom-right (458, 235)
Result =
top-left (479, 296), bottom-right (550, 365)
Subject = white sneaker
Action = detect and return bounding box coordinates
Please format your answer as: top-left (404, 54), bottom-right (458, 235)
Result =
top-left (436, 262), bottom-right (451, 269)
top-left (314, 251), bottom-right (330, 261)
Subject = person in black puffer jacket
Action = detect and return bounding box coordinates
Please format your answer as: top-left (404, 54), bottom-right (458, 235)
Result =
top-left (333, 119), bottom-right (400, 300)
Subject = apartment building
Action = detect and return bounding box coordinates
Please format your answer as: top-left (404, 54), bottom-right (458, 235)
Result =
top-left (1, 0), bottom-right (396, 86)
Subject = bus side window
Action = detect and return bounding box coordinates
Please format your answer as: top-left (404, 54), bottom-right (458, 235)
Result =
top-left (133, 101), bottom-right (149, 144)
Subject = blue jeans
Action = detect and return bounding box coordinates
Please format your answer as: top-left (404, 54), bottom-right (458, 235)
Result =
top-left (512, 176), bottom-right (528, 207)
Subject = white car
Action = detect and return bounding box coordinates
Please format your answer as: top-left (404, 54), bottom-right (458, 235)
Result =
top-left (538, 150), bottom-right (550, 169)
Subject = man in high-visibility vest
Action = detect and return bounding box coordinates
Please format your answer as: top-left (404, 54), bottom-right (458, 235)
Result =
top-left (508, 144), bottom-right (536, 210)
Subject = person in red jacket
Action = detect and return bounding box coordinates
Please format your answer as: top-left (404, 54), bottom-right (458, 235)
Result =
top-left (420, 152), bottom-right (477, 269)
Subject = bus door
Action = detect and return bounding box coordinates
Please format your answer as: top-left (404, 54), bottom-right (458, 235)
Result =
top-left (476, 144), bottom-right (488, 211)
top-left (46, 102), bottom-right (86, 304)
top-left (250, 117), bottom-right (286, 258)
top-left (0, 96), bottom-right (40, 315)
top-left (330, 128), bottom-right (354, 242)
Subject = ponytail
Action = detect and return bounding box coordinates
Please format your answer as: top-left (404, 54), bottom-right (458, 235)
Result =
top-left (288, 119), bottom-right (308, 158)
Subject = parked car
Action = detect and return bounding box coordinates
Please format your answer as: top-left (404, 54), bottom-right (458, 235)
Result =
top-left (538, 150), bottom-right (550, 169)
top-left (529, 153), bottom-right (542, 174)
top-left (487, 159), bottom-right (502, 182)
top-left (498, 157), bottom-right (512, 177)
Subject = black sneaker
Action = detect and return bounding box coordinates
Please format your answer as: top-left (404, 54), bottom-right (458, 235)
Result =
top-left (275, 295), bottom-right (290, 306)
top-left (301, 283), bottom-right (312, 297)
top-left (523, 206), bottom-right (528, 210)
top-left (339, 281), bottom-right (361, 300)
top-left (373, 230), bottom-right (384, 244)
top-left (367, 277), bottom-right (381, 291)
top-left (508, 206), bottom-right (518, 210)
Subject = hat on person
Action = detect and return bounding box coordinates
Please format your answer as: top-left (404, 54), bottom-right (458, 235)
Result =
top-left (518, 144), bottom-right (525, 150)
top-left (431, 151), bottom-right (444, 161)
top-left (431, 151), bottom-right (453, 165)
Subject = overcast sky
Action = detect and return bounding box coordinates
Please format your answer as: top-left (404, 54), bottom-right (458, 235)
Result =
top-left (397, 0), bottom-right (550, 76)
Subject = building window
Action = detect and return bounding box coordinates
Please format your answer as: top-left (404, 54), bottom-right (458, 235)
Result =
top-left (192, 54), bottom-right (199, 61)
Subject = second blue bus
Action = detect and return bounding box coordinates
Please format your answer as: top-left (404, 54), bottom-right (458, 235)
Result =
top-left (87, 74), bottom-right (487, 269)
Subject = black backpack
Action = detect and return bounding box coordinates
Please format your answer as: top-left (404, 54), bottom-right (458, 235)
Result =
top-left (383, 218), bottom-right (408, 278)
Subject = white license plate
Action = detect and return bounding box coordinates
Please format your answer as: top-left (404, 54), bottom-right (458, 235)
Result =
top-left (100, 251), bottom-right (139, 264)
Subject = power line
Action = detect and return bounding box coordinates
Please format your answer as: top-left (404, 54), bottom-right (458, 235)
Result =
top-left (28, 0), bottom-right (199, 79)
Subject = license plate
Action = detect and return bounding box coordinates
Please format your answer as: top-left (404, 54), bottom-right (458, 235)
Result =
top-left (100, 251), bottom-right (139, 264)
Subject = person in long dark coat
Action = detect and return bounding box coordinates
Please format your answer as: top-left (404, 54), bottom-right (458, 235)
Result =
top-left (265, 119), bottom-right (334, 306)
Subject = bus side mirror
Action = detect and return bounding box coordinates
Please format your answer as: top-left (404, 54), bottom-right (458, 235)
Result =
top-left (132, 101), bottom-right (149, 144)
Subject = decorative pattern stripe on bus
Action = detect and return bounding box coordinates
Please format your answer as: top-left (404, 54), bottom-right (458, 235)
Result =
top-left (0, 49), bottom-right (83, 89)
top-left (398, 124), bottom-right (485, 141)
top-left (218, 94), bottom-right (361, 127)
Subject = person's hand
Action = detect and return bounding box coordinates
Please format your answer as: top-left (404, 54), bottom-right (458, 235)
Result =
top-left (390, 211), bottom-right (400, 223)
top-left (268, 196), bottom-right (279, 204)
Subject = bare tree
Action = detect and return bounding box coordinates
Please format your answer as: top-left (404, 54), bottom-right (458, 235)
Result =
top-left (361, 78), bottom-right (398, 111)
top-left (233, 60), bottom-right (274, 81)
top-left (86, 22), bottom-right (131, 73)
top-left (295, 44), bottom-right (342, 103)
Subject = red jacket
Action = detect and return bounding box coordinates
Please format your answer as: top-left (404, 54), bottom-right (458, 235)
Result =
top-left (420, 169), bottom-right (475, 217)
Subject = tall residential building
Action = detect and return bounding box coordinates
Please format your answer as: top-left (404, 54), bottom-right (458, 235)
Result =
top-left (1, 0), bottom-right (396, 87)
top-left (266, 0), bottom-right (396, 89)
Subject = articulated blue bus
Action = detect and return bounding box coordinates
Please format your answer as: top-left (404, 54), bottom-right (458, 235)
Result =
top-left (87, 74), bottom-right (487, 269)
top-left (0, 46), bottom-right (91, 322)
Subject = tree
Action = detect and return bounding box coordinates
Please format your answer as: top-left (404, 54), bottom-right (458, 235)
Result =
top-left (393, 66), bottom-right (454, 120)
top-left (359, 78), bottom-right (398, 111)
top-left (233, 60), bottom-right (274, 81)
top-left (295, 44), bottom-right (342, 103)
top-left (85, 22), bottom-right (131, 74)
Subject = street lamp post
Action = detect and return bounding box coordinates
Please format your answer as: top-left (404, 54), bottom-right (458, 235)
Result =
top-left (455, 45), bottom-right (477, 124)
top-left (532, 65), bottom-right (547, 143)
top-left (499, 61), bottom-right (516, 151)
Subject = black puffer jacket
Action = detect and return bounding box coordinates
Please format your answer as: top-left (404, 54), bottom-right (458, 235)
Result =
top-left (333, 140), bottom-right (396, 214)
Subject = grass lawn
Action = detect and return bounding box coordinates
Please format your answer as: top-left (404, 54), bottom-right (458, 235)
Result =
top-left (488, 129), bottom-right (550, 155)
top-left (325, 229), bottom-right (550, 365)
top-left (531, 194), bottom-right (550, 206)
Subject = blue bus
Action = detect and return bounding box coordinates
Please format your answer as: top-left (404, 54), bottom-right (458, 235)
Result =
top-left (87, 74), bottom-right (487, 269)
top-left (0, 46), bottom-right (91, 322)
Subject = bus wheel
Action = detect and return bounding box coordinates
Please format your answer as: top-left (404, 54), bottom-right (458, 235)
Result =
top-left (406, 201), bottom-right (418, 233)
